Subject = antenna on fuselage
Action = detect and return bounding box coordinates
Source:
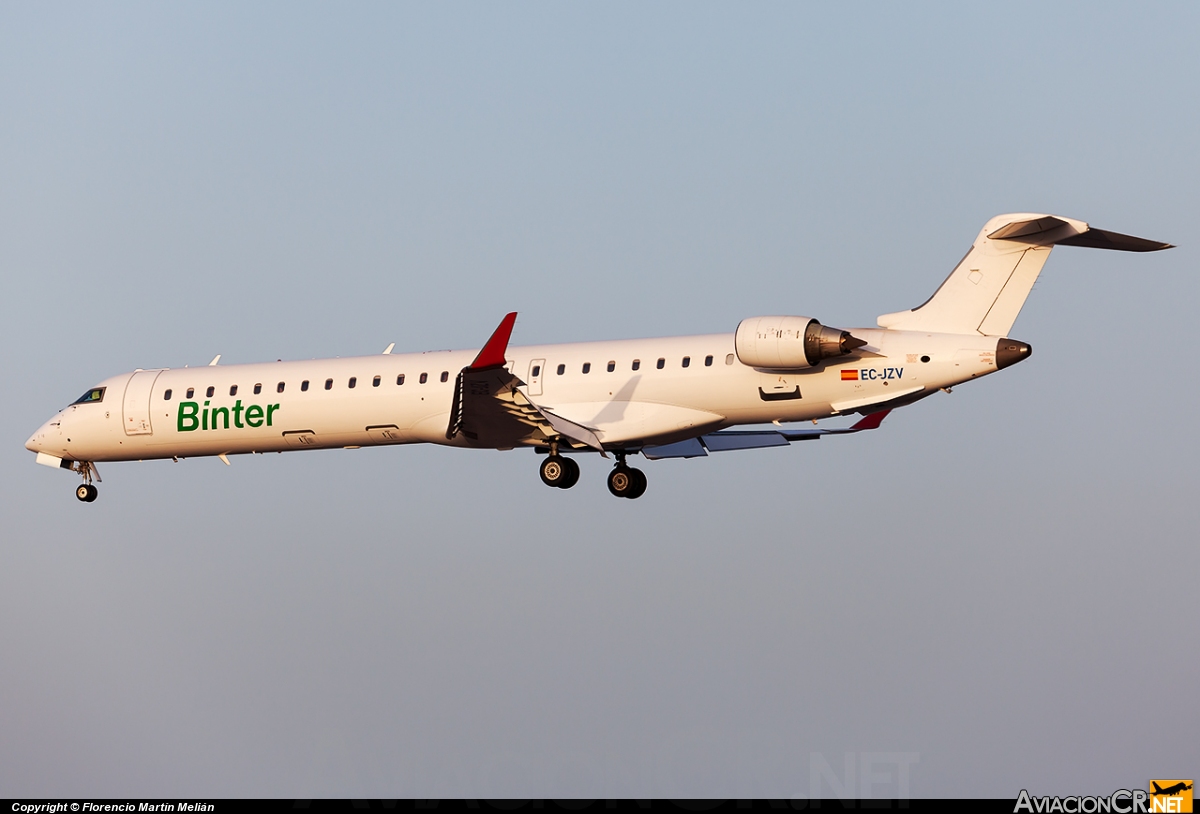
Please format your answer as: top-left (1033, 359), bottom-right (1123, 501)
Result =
top-left (208, 355), bottom-right (221, 366)
top-left (382, 343), bottom-right (395, 355)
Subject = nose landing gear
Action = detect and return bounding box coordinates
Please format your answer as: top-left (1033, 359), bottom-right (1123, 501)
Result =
top-left (69, 460), bottom-right (100, 502)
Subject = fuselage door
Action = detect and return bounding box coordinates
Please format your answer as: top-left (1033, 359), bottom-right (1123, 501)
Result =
top-left (527, 358), bottom-right (545, 396)
top-left (122, 369), bottom-right (163, 436)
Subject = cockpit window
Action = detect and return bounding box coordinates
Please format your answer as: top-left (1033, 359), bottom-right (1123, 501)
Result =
top-left (73, 387), bottom-right (106, 404)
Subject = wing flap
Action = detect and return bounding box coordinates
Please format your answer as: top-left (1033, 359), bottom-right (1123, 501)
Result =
top-left (643, 410), bottom-right (893, 458)
top-left (701, 432), bottom-right (790, 452)
top-left (641, 437), bottom-right (708, 460)
top-left (538, 408), bottom-right (605, 451)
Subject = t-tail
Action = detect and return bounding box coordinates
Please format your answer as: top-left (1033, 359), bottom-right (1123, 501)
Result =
top-left (877, 213), bottom-right (1173, 336)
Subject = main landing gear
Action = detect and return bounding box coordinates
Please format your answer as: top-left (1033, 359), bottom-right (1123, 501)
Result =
top-left (76, 483), bottom-right (98, 502)
top-left (607, 452), bottom-right (647, 500)
top-left (539, 454), bottom-right (580, 489)
top-left (537, 445), bottom-right (647, 499)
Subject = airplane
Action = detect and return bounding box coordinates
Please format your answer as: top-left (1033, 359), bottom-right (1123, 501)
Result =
top-left (25, 213), bottom-right (1172, 502)
top-left (1152, 782), bottom-right (1193, 797)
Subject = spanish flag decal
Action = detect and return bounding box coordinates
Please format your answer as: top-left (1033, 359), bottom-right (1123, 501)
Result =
top-left (841, 369), bottom-right (859, 381)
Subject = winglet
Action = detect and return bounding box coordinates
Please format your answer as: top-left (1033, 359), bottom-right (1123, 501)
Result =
top-left (469, 312), bottom-right (518, 370)
top-left (850, 409), bottom-right (891, 431)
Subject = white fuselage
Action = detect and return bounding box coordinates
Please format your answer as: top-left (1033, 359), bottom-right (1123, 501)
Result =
top-left (26, 328), bottom-right (1004, 464)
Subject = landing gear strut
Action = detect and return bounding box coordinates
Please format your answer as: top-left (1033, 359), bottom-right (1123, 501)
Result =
top-left (70, 460), bottom-right (99, 502)
top-left (607, 452), bottom-right (647, 500)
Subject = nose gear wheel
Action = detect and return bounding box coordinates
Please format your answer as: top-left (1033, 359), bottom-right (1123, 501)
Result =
top-left (70, 460), bottom-right (100, 502)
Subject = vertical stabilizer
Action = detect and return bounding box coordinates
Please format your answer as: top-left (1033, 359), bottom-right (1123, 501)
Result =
top-left (877, 214), bottom-right (1172, 336)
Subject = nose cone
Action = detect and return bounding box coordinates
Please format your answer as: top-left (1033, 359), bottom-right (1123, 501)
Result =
top-left (26, 414), bottom-right (61, 453)
top-left (996, 339), bottom-right (1032, 370)
top-left (26, 428), bottom-right (45, 452)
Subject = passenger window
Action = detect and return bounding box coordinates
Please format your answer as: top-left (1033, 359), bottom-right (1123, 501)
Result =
top-left (186, 388), bottom-right (194, 399)
top-left (556, 364), bottom-right (565, 375)
top-left (607, 361), bottom-right (615, 372)
top-left (582, 363), bottom-right (591, 374)
top-left (531, 365), bottom-right (541, 377)
top-left (325, 379), bottom-right (333, 390)
top-left (440, 371), bottom-right (449, 382)
top-left (348, 377), bottom-right (357, 389)
top-left (278, 381), bottom-right (286, 393)
top-left (206, 386), bottom-right (215, 398)
top-left (632, 359), bottom-right (640, 371)
top-left (705, 355), bottom-right (713, 367)
top-left (373, 375), bottom-right (381, 387)
top-left (163, 389), bottom-right (172, 400)
top-left (420, 373), bottom-right (428, 384)
top-left (230, 385), bottom-right (238, 396)
top-left (726, 353), bottom-right (735, 365)
top-left (397, 374), bottom-right (405, 385)
top-left (301, 380), bottom-right (309, 392)
top-left (254, 383), bottom-right (262, 395)
top-left (682, 356), bottom-right (690, 368)
top-left (656, 358), bottom-right (665, 369)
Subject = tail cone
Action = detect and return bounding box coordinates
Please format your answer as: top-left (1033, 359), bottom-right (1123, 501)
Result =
top-left (996, 339), bottom-right (1032, 370)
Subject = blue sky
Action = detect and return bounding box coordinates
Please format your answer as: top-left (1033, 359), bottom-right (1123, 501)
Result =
top-left (1, 2), bottom-right (1196, 798)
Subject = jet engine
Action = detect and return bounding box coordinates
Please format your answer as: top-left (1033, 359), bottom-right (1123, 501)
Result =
top-left (734, 316), bottom-right (867, 370)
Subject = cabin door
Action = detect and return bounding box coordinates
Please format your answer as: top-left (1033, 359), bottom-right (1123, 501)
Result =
top-left (122, 370), bottom-right (162, 436)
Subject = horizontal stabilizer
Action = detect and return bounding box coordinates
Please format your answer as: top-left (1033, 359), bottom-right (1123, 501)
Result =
top-left (1056, 228), bottom-right (1173, 252)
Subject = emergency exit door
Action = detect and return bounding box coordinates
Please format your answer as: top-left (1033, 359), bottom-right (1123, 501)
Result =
top-left (527, 358), bottom-right (546, 396)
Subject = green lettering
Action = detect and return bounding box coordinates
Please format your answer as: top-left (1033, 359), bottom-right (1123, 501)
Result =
top-left (212, 407), bottom-right (230, 430)
top-left (202, 401), bottom-right (209, 430)
top-left (178, 402), bottom-right (199, 432)
top-left (245, 404), bottom-right (264, 428)
top-left (232, 399), bottom-right (244, 428)
top-left (266, 403), bottom-right (280, 427)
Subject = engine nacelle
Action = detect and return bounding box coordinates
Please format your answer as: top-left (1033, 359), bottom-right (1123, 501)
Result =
top-left (734, 316), bottom-right (866, 370)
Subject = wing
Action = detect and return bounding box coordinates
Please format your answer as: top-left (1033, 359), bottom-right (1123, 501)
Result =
top-left (642, 410), bottom-right (892, 459)
top-left (445, 313), bottom-right (604, 451)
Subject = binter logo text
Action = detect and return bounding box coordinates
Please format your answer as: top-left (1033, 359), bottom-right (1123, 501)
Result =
top-left (177, 400), bottom-right (281, 432)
